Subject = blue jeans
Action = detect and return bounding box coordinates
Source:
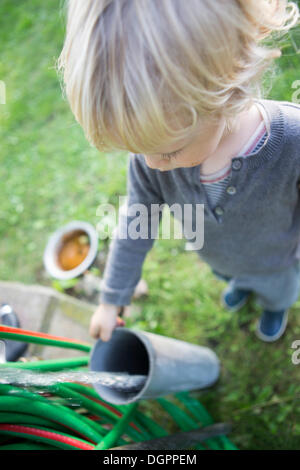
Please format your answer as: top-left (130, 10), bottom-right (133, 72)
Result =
top-left (211, 261), bottom-right (300, 311)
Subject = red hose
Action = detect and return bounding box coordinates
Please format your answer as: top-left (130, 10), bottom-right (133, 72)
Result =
top-left (0, 325), bottom-right (90, 347)
top-left (0, 424), bottom-right (94, 450)
top-left (80, 392), bottom-right (141, 432)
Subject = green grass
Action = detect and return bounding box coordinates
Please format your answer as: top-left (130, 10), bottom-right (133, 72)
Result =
top-left (1, 0), bottom-right (300, 449)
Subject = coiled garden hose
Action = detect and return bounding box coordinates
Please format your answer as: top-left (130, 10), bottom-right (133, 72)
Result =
top-left (0, 324), bottom-right (238, 450)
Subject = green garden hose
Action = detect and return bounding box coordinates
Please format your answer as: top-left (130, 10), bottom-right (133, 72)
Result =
top-left (0, 324), bottom-right (237, 450)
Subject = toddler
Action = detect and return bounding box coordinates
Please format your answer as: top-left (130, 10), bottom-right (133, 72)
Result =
top-left (58, 0), bottom-right (300, 343)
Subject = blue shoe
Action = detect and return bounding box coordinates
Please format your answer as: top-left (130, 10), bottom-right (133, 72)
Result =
top-left (221, 285), bottom-right (251, 311)
top-left (256, 309), bottom-right (288, 342)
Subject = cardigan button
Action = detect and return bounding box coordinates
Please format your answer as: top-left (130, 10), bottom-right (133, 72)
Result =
top-left (214, 206), bottom-right (224, 216)
top-left (232, 159), bottom-right (242, 170)
top-left (227, 185), bottom-right (237, 195)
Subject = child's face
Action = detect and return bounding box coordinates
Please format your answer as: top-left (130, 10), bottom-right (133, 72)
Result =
top-left (143, 117), bottom-right (227, 171)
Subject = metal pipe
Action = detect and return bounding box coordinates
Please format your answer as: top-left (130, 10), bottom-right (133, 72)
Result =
top-left (89, 327), bottom-right (220, 405)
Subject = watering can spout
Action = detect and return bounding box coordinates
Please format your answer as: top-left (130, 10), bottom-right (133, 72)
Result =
top-left (89, 327), bottom-right (220, 405)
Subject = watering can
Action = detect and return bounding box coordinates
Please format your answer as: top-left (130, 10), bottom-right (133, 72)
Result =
top-left (89, 308), bottom-right (220, 405)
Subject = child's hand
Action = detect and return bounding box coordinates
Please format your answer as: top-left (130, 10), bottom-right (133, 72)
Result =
top-left (89, 303), bottom-right (125, 342)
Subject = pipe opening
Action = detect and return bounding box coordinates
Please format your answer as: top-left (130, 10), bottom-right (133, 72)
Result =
top-left (90, 328), bottom-right (151, 404)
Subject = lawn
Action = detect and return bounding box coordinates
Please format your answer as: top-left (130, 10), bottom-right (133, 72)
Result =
top-left (1, 0), bottom-right (300, 449)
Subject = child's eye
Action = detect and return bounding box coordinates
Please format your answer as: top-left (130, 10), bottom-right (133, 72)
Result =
top-left (161, 149), bottom-right (182, 161)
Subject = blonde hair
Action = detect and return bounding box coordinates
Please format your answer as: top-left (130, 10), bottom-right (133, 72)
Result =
top-left (57, 0), bottom-right (300, 154)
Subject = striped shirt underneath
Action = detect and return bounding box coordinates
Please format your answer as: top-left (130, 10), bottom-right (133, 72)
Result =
top-left (200, 119), bottom-right (268, 208)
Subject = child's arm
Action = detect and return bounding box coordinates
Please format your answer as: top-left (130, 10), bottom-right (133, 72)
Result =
top-left (89, 153), bottom-right (164, 340)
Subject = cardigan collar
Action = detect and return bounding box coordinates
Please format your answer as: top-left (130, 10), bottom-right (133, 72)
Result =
top-left (190, 98), bottom-right (285, 186)
top-left (244, 98), bottom-right (285, 170)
